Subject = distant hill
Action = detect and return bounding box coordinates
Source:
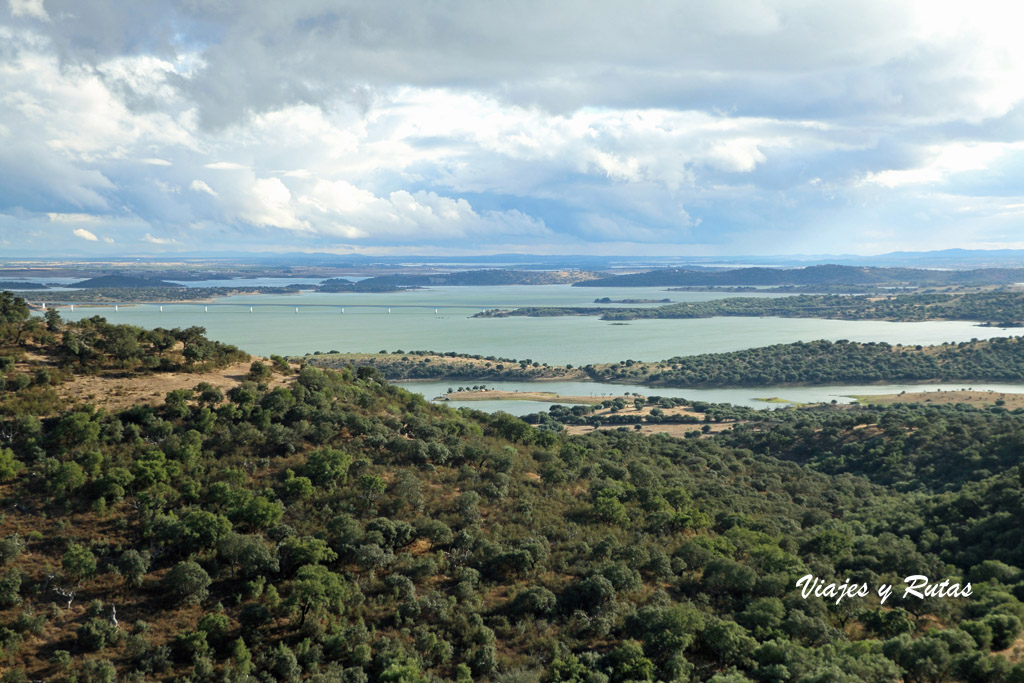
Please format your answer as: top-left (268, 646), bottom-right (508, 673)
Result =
top-left (574, 263), bottom-right (1024, 287)
top-left (353, 269), bottom-right (601, 288)
top-left (0, 281), bottom-right (48, 290)
top-left (73, 274), bottom-right (183, 288)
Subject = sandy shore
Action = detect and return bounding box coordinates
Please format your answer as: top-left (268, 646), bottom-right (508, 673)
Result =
top-left (436, 389), bottom-right (630, 404)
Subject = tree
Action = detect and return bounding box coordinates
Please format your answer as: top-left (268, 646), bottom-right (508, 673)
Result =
top-left (983, 613), bottom-right (1023, 650)
top-left (606, 640), bottom-right (655, 682)
top-left (163, 561), bottom-right (211, 606)
top-left (49, 461), bottom-right (87, 498)
top-left (626, 604), bottom-right (705, 663)
top-left (0, 292), bottom-right (29, 324)
top-left (379, 654), bottom-right (429, 683)
top-left (0, 448), bottom-right (24, 482)
top-left (883, 634), bottom-right (952, 683)
top-left (119, 550), bottom-right (149, 588)
top-left (218, 533), bottom-right (279, 579)
top-left (543, 647), bottom-right (588, 683)
top-left (279, 536), bottom-right (337, 575)
top-left (358, 473), bottom-right (386, 507)
top-left (305, 448), bottom-right (353, 488)
top-left (246, 360), bottom-right (273, 383)
top-left (176, 510), bottom-right (233, 555)
top-left (703, 619), bottom-right (757, 667)
top-left (62, 544), bottom-right (97, 586)
top-left (288, 564), bottom-right (350, 625)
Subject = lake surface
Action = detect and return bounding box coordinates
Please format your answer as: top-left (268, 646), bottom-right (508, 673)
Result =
top-left (46, 284), bottom-right (1024, 412)
top-left (52, 285), bottom-right (1011, 365)
top-left (399, 379), bottom-right (1024, 414)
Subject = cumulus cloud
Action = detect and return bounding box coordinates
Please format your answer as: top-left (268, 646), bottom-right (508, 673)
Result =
top-left (72, 227), bottom-right (98, 241)
top-left (2, 1), bottom-right (1024, 255)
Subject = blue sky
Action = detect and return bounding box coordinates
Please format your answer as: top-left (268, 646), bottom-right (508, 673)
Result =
top-left (2, 0), bottom-right (1024, 257)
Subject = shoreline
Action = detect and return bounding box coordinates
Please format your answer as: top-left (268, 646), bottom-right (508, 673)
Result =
top-left (435, 389), bottom-right (631, 404)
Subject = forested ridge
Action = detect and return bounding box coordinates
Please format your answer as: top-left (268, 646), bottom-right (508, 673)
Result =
top-left (2, 292), bottom-right (1024, 681)
top-left (306, 338), bottom-right (1024, 388)
top-left (345, 270), bottom-right (601, 288)
top-left (475, 291), bottom-right (1024, 327)
top-left (586, 337), bottom-right (1024, 386)
top-left (23, 287), bottom-right (303, 305)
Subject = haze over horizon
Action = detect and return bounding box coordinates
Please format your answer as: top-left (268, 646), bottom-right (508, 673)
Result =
top-left (3, 0), bottom-right (1024, 258)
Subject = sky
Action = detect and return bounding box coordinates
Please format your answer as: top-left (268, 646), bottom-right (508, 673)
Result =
top-left (2, 0), bottom-right (1024, 257)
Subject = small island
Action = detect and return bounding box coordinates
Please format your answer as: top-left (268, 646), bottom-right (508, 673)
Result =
top-left (593, 297), bottom-right (671, 304)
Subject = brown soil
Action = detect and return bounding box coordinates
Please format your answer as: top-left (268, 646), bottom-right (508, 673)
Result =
top-left (57, 359), bottom-right (294, 411)
top-left (563, 403), bottom-right (740, 438)
top-left (564, 422), bottom-right (735, 437)
top-left (853, 389), bottom-right (1024, 409)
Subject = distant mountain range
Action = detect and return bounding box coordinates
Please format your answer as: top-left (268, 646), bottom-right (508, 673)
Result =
top-left (73, 275), bottom-right (182, 288)
top-left (574, 264), bottom-right (1024, 288)
top-left (11, 247), bottom-right (1024, 269)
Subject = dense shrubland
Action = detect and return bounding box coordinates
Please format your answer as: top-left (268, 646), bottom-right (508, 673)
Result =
top-left (476, 291), bottom-right (1024, 326)
top-left (0, 292), bottom-right (1023, 681)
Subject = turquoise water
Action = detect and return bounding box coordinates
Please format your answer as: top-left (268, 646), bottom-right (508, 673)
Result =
top-left (399, 379), bottom-right (1024, 414)
top-left (54, 285), bottom-right (1009, 365)
top-left (48, 284), bottom-right (1024, 412)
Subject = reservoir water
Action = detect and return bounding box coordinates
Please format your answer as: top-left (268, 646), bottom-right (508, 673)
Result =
top-left (398, 380), bottom-right (1024, 415)
top-left (46, 284), bottom-right (1023, 411)
top-left (52, 285), bottom-right (1011, 365)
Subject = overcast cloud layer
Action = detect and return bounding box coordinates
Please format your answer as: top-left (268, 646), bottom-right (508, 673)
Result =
top-left (3, 0), bottom-right (1024, 256)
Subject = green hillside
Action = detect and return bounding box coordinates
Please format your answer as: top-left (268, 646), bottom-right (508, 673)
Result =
top-left (1, 291), bottom-right (1024, 682)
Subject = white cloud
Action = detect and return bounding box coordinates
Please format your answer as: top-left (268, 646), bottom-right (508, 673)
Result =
top-left (142, 233), bottom-right (176, 245)
top-left (239, 177), bottom-right (302, 230)
top-left (8, 0), bottom-right (49, 22)
top-left (4, 2), bottom-right (1024, 254)
top-left (72, 228), bottom-right (98, 241)
top-left (189, 179), bottom-right (218, 196)
top-left (205, 162), bottom-right (248, 170)
top-left (47, 213), bottom-right (101, 223)
top-left (707, 139), bottom-right (768, 173)
top-left (861, 142), bottom-right (1024, 188)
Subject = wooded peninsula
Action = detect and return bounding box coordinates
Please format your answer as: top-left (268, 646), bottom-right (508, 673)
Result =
top-left (304, 337), bottom-right (1024, 387)
top-left (474, 291), bottom-right (1024, 327)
